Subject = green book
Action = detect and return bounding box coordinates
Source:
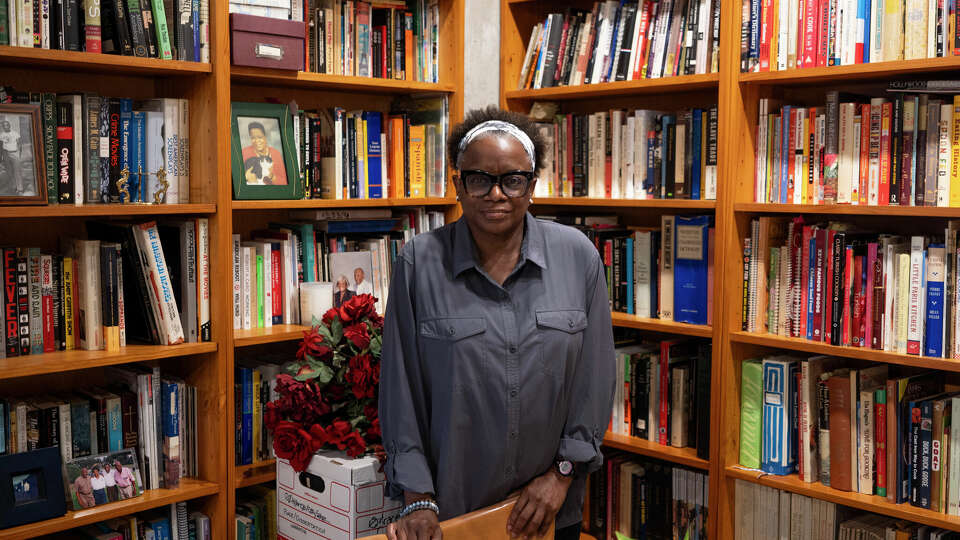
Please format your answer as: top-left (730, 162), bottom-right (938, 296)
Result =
top-left (875, 388), bottom-right (886, 498)
top-left (150, 0), bottom-right (173, 60)
top-left (739, 358), bottom-right (763, 469)
top-left (41, 93), bottom-right (57, 205)
top-left (256, 254), bottom-right (264, 328)
top-left (0, 0), bottom-right (8, 45)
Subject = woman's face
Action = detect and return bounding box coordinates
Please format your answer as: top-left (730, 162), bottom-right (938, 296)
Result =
top-left (455, 134), bottom-right (536, 239)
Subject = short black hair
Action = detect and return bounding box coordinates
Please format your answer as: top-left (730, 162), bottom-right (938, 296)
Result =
top-left (447, 106), bottom-right (546, 173)
top-left (247, 121), bottom-right (266, 135)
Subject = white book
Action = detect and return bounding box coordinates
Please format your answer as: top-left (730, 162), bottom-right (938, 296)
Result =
top-left (611, 109), bottom-right (622, 199)
top-left (635, 230), bottom-right (652, 317)
top-left (907, 236), bottom-right (926, 354)
top-left (177, 220), bottom-right (198, 343)
top-left (516, 23), bottom-right (541, 90)
top-left (949, 396), bottom-right (960, 515)
top-left (143, 111), bottom-right (165, 202)
top-left (38, 0), bottom-right (48, 48)
top-left (939, 104), bottom-right (953, 206)
top-left (626, 2), bottom-right (645, 80)
top-left (883, 0), bottom-right (904, 61)
top-left (260, 242), bottom-right (273, 328)
top-left (133, 222), bottom-right (184, 345)
top-left (196, 218), bottom-right (209, 340)
top-left (18, 0), bottom-right (31, 47)
top-left (837, 102), bottom-right (856, 203)
top-left (928, 0), bottom-right (937, 57)
top-left (858, 389), bottom-right (875, 494)
top-left (624, 117), bottom-right (636, 199)
top-left (660, 215), bottom-right (675, 320)
top-left (651, 0), bottom-right (674, 78)
top-left (7, 0), bottom-right (16, 48)
top-left (905, 0), bottom-right (928, 59)
top-left (241, 246), bottom-right (252, 330)
top-left (697, 0), bottom-right (714, 73)
top-left (870, 0), bottom-right (884, 62)
top-left (778, 0), bottom-right (790, 69)
top-left (845, 0), bottom-right (858, 65)
top-left (178, 99), bottom-right (189, 203)
top-left (851, 114), bottom-right (861, 204)
top-left (74, 239), bottom-right (103, 350)
top-left (757, 98), bottom-right (769, 202)
top-left (281, 237), bottom-right (296, 324)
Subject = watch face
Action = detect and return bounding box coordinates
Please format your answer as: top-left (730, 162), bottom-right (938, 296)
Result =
top-left (558, 460), bottom-right (573, 476)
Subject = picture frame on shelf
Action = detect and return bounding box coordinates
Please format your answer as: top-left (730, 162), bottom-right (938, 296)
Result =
top-left (0, 104), bottom-right (47, 206)
top-left (0, 446), bottom-right (66, 530)
top-left (230, 102), bottom-right (302, 200)
top-left (64, 448), bottom-right (144, 511)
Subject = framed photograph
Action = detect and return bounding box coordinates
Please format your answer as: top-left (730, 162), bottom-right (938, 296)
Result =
top-left (64, 448), bottom-right (143, 511)
top-left (0, 447), bottom-right (66, 530)
top-left (329, 251), bottom-right (375, 309)
top-left (231, 102), bottom-right (302, 200)
top-left (0, 104), bottom-right (47, 206)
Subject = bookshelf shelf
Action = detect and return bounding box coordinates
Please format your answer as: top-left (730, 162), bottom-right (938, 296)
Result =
top-left (610, 313), bottom-right (713, 337)
top-left (0, 46), bottom-right (212, 75)
top-left (234, 325), bottom-right (310, 347)
top-left (504, 73), bottom-right (720, 101)
top-left (235, 460), bottom-right (278, 489)
top-left (231, 197), bottom-right (456, 210)
top-left (0, 478), bottom-right (220, 539)
top-left (739, 56), bottom-right (960, 85)
top-left (0, 203), bottom-right (217, 219)
top-left (603, 432), bottom-right (709, 471)
top-left (230, 67), bottom-right (457, 94)
top-left (0, 342), bottom-right (218, 380)
top-left (533, 198), bottom-right (716, 210)
top-left (725, 467), bottom-right (960, 532)
top-left (730, 331), bottom-right (960, 373)
top-left (734, 203), bottom-right (960, 217)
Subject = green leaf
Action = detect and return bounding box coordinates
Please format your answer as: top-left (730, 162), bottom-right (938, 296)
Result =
top-left (332, 353), bottom-right (347, 370)
top-left (316, 323), bottom-right (334, 344)
top-left (311, 315), bottom-right (322, 328)
top-left (350, 415), bottom-right (366, 428)
top-left (284, 362), bottom-right (301, 375)
top-left (295, 370), bottom-right (319, 382)
top-left (331, 318), bottom-right (343, 344)
top-left (313, 362), bottom-right (336, 385)
top-left (369, 334), bottom-right (382, 358)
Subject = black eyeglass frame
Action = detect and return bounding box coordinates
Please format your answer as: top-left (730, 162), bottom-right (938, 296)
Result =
top-left (457, 169), bottom-right (536, 198)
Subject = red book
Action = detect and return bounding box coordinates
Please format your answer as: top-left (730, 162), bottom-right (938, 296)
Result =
top-left (787, 108), bottom-right (798, 204)
top-left (816, 0), bottom-right (830, 66)
top-left (879, 102), bottom-right (893, 205)
top-left (270, 245), bottom-right (282, 325)
top-left (41, 255), bottom-right (54, 353)
top-left (824, 229), bottom-right (836, 343)
top-left (813, 228), bottom-right (827, 341)
top-left (759, 0), bottom-right (774, 71)
top-left (876, 391), bottom-right (887, 494)
top-left (3, 248), bottom-right (18, 357)
top-left (633, 0), bottom-right (654, 79)
top-left (827, 374), bottom-right (854, 492)
top-left (842, 246), bottom-right (854, 346)
top-left (802, 0), bottom-right (820, 67)
top-left (658, 340), bottom-right (678, 446)
top-left (801, 225), bottom-right (813, 338)
top-left (860, 104), bottom-right (871, 204)
top-left (854, 254), bottom-right (866, 346)
top-left (865, 243), bottom-right (877, 348)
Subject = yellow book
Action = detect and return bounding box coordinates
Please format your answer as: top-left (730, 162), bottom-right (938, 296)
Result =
top-left (252, 369), bottom-right (262, 462)
top-left (62, 256), bottom-right (74, 351)
top-left (896, 253), bottom-right (911, 353)
top-left (951, 96), bottom-right (960, 207)
top-left (769, 0), bottom-right (779, 71)
top-left (358, 115), bottom-right (368, 199)
top-left (408, 124), bottom-right (426, 198)
top-left (883, 0), bottom-right (905, 61)
top-left (802, 111), bottom-right (811, 204)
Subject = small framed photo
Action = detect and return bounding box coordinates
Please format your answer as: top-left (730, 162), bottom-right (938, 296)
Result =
top-left (64, 448), bottom-right (143, 511)
top-left (231, 102), bottom-right (302, 200)
top-left (0, 104), bottom-right (47, 206)
top-left (0, 447), bottom-right (66, 530)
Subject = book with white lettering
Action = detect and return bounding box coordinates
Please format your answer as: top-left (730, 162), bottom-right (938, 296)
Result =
top-left (660, 215), bottom-right (675, 320)
top-left (132, 221), bottom-right (184, 345)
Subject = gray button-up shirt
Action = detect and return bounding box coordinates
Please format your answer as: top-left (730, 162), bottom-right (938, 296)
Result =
top-left (379, 212), bottom-right (616, 528)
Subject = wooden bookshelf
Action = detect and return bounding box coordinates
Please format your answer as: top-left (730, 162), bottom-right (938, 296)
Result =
top-left (231, 67), bottom-right (457, 94)
top-left (234, 325), bottom-right (311, 347)
top-left (603, 432), bottom-right (710, 471)
top-left (739, 55), bottom-right (960, 85)
top-left (734, 202), bottom-right (960, 217)
top-left (0, 46), bottom-right (212, 75)
top-left (232, 197), bottom-right (456, 210)
top-left (236, 460), bottom-right (278, 489)
top-left (0, 478), bottom-right (219, 539)
top-left (0, 203), bottom-right (217, 218)
top-left (610, 313), bottom-right (714, 338)
top-left (0, 343), bottom-right (218, 380)
top-left (503, 73), bottom-right (720, 101)
top-left (533, 198), bottom-right (717, 210)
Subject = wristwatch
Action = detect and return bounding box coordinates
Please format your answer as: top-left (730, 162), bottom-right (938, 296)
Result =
top-left (554, 460), bottom-right (575, 477)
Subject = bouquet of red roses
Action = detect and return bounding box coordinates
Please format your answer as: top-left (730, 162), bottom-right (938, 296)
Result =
top-left (265, 293), bottom-right (384, 472)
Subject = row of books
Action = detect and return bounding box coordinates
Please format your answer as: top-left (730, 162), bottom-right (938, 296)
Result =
top-left (740, 355), bottom-right (960, 513)
top-left (586, 453), bottom-right (708, 540)
top-left (534, 107), bottom-right (718, 200)
top-left (0, 220), bottom-right (210, 358)
top-left (754, 88), bottom-right (960, 207)
top-left (290, 94), bottom-right (446, 200)
top-left (235, 361), bottom-right (280, 466)
top-left (551, 214), bottom-right (713, 325)
top-left (610, 339), bottom-right (711, 459)
top-left (230, 209), bottom-right (443, 330)
top-left (741, 0), bottom-right (960, 72)
top-left (0, 88), bottom-right (191, 205)
top-left (0, 0), bottom-right (209, 61)
top-left (80, 503), bottom-right (211, 540)
top-left (518, 0), bottom-right (720, 90)
top-left (733, 479), bottom-right (951, 539)
top-left (236, 486), bottom-right (277, 539)
top-left (743, 217), bottom-right (960, 358)
top-left (0, 365), bottom-right (197, 491)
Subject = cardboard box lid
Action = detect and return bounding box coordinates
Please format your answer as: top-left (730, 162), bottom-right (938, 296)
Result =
top-left (304, 451), bottom-right (384, 486)
top-left (230, 13), bottom-right (306, 38)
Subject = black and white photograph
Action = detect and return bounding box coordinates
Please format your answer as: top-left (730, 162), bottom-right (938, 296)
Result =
top-left (0, 105), bottom-right (45, 205)
top-left (64, 449), bottom-right (143, 510)
top-left (329, 251), bottom-right (374, 308)
top-left (237, 116), bottom-right (288, 186)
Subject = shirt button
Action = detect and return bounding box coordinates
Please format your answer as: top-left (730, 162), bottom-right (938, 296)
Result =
top-left (505, 466), bottom-right (513, 475)
top-left (568, 319), bottom-right (574, 327)
top-left (510, 389), bottom-right (518, 398)
top-left (510, 431), bottom-right (518, 439)
top-left (448, 326), bottom-right (456, 336)
top-left (509, 346), bottom-right (517, 354)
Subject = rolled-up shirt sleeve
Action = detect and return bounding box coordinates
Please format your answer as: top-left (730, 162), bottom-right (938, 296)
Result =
top-left (557, 252), bottom-right (616, 472)
top-left (379, 247), bottom-right (435, 497)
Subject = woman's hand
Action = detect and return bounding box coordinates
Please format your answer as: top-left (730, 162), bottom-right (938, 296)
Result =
top-left (506, 470), bottom-right (573, 539)
top-left (386, 509), bottom-right (441, 540)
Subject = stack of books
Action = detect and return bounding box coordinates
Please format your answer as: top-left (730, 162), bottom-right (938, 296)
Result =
top-left (235, 359), bottom-right (281, 466)
top-left (0, 0), bottom-right (209, 61)
top-left (586, 453), bottom-right (708, 539)
top-left (742, 216), bottom-right (960, 358)
top-left (518, 0), bottom-right (721, 89)
top-left (741, 0), bottom-right (960, 72)
top-left (236, 486), bottom-right (277, 539)
top-left (81, 503), bottom-right (211, 539)
top-left (534, 107), bottom-right (718, 200)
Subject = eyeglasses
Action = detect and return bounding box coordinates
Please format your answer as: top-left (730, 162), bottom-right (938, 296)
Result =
top-left (459, 170), bottom-right (535, 198)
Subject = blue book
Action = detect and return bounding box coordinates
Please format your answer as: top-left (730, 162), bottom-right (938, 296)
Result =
top-left (70, 396), bottom-right (91, 458)
top-left (119, 99), bottom-right (133, 202)
top-left (531, 16), bottom-right (550, 86)
top-left (660, 116), bottom-right (675, 196)
top-left (861, 0), bottom-right (871, 63)
top-left (129, 111), bottom-right (144, 202)
top-left (192, 0), bottom-right (200, 62)
top-left (107, 396), bottom-right (123, 452)
top-left (298, 223), bottom-right (317, 282)
top-left (806, 235), bottom-right (816, 340)
top-left (364, 111), bottom-right (383, 198)
top-left (780, 106), bottom-right (791, 203)
top-left (603, 1), bottom-right (626, 82)
top-left (761, 356), bottom-right (798, 475)
top-left (324, 219), bottom-right (398, 234)
top-left (690, 109), bottom-right (702, 200)
top-left (626, 236), bottom-right (634, 315)
top-left (149, 517), bottom-right (172, 540)
top-left (673, 215), bottom-right (710, 325)
top-left (240, 368), bottom-right (252, 466)
top-left (925, 244), bottom-right (945, 357)
top-left (161, 380), bottom-right (179, 440)
top-left (749, 0), bottom-right (761, 68)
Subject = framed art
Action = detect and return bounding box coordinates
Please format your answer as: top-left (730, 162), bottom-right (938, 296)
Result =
top-left (231, 102), bottom-right (302, 200)
top-left (0, 446), bottom-right (66, 530)
top-left (0, 104), bottom-right (47, 206)
top-left (64, 448), bottom-right (143, 510)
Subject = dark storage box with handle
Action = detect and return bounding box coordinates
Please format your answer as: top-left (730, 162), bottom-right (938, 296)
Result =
top-left (230, 13), bottom-right (305, 71)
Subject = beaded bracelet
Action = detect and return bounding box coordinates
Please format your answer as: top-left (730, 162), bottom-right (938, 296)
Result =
top-left (399, 499), bottom-right (440, 519)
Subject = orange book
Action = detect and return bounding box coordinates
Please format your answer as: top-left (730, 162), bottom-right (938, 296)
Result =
top-left (389, 116), bottom-right (405, 198)
top-left (408, 124), bottom-right (426, 198)
top-left (404, 11), bottom-right (414, 81)
top-left (859, 104), bottom-right (871, 205)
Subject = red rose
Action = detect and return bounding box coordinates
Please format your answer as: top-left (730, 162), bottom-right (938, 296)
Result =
top-left (340, 294), bottom-right (378, 323)
top-left (366, 418), bottom-right (381, 442)
top-left (321, 308), bottom-right (340, 326)
top-left (344, 431), bottom-right (367, 457)
top-left (346, 354), bottom-right (376, 399)
top-left (273, 421), bottom-right (314, 472)
top-left (368, 313), bottom-right (384, 330)
top-left (297, 327), bottom-right (333, 362)
top-left (308, 424), bottom-right (329, 452)
top-left (344, 323), bottom-right (371, 350)
top-left (363, 404), bottom-right (378, 421)
top-left (264, 401), bottom-right (282, 431)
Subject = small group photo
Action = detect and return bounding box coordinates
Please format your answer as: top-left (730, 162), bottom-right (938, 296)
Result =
top-left (64, 449), bottom-right (143, 510)
top-left (328, 251), bottom-right (374, 308)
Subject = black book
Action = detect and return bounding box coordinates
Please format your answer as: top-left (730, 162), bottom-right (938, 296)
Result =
top-left (572, 115), bottom-right (586, 196)
top-left (138, 0), bottom-right (158, 57)
top-left (829, 231), bottom-right (846, 346)
top-left (615, 4), bottom-right (638, 81)
top-left (401, 114), bottom-right (410, 197)
top-left (694, 344), bottom-right (711, 460)
top-left (582, 2), bottom-right (602, 84)
top-left (60, 0), bottom-right (80, 50)
top-left (684, 0), bottom-right (700, 74)
top-left (664, 122), bottom-right (677, 198)
top-left (175, 0), bottom-right (194, 62)
top-left (56, 101), bottom-right (74, 205)
top-left (611, 237), bottom-right (621, 311)
top-left (3, 249), bottom-right (19, 357)
top-left (540, 13), bottom-right (564, 88)
top-left (106, 0), bottom-right (134, 55)
top-left (633, 353), bottom-right (650, 439)
top-left (124, 0), bottom-right (149, 56)
top-left (559, 12), bottom-right (582, 85)
top-left (890, 95), bottom-right (903, 205)
top-left (100, 0), bottom-right (118, 53)
top-left (98, 97), bottom-right (111, 203)
top-left (107, 98), bottom-right (123, 203)
top-left (916, 95), bottom-right (928, 206)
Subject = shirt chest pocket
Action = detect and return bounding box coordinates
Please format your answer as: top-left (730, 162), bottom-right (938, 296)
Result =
top-left (536, 309), bottom-right (588, 378)
top-left (419, 317), bottom-right (487, 384)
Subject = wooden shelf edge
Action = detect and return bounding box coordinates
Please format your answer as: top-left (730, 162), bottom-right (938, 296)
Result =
top-left (729, 331), bottom-right (960, 372)
top-left (734, 203), bottom-right (960, 217)
top-left (533, 198), bottom-right (716, 209)
top-left (0, 478), bottom-right (219, 539)
top-left (604, 432), bottom-right (710, 470)
top-left (0, 342), bottom-right (218, 380)
top-left (0, 46), bottom-right (212, 74)
top-left (234, 325), bottom-right (310, 347)
top-left (230, 67), bottom-right (456, 93)
top-left (739, 56), bottom-right (960, 85)
top-left (611, 313), bottom-right (713, 337)
top-left (235, 460), bottom-right (278, 489)
top-left (725, 466), bottom-right (960, 531)
top-left (232, 197), bottom-right (456, 210)
top-left (0, 203), bottom-right (217, 219)
top-left (504, 73), bottom-right (720, 100)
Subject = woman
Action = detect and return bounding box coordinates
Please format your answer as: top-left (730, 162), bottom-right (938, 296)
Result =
top-left (334, 275), bottom-right (354, 308)
top-left (381, 107), bottom-right (615, 540)
top-left (90, 466), bottom-right (108, 505)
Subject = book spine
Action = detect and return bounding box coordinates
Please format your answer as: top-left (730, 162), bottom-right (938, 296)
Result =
top-left (39, 254), bottom-right (53, 353)
top-left (84, 0), bottom-right (100, 52)
top-left (133, 222), bottom-right (184, 345)
top-left (151, 0), bottom-right (172, 58)
top-left (196, 218), bottom-right (209, 341)
top-left (27, 250), bottom-right (40, 354)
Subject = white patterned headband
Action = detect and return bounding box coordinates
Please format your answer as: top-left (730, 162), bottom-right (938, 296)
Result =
top-left (456, 120), bottom-right (536, 170)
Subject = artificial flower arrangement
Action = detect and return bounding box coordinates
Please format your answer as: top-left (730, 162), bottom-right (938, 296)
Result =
top-left (264, 293), bottom-right (384, 472)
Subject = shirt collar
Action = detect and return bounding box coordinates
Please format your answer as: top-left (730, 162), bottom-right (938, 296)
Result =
top-left (452, 212), bottom-right (547, 277)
